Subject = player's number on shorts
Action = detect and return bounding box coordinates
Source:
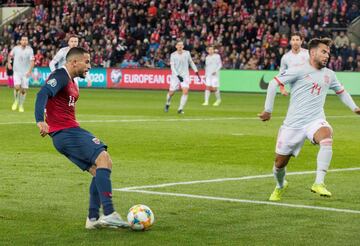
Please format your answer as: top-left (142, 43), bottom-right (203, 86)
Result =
top-left (310, 82), bottom-right (321, 95)
top-left (68, 96), bottom-right (76, 107)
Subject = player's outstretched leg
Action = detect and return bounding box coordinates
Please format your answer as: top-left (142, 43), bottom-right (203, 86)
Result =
top-left (95, 151), bottom-right (129, 228)
top-left (311, 138), bottom-right (333, 197)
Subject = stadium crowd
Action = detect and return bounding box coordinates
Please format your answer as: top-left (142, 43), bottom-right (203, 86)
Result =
top-left (0, 0), bottom-right (359, 71)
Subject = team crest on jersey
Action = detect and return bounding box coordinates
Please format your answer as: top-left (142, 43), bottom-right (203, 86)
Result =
top-left (324, 75), bottom-right (330, 84)
top-left (47, 78), bottom-right (57, 87)
top-left (92, 138), bottom-right (101, 144)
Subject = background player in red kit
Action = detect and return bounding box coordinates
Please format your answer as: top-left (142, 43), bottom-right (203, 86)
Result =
top-left (34, 47), bottom-right (129, 229)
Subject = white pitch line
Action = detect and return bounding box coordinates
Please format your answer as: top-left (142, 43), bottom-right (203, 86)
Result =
top-left (0, 115), bottom-right (358, 125)
top-left (118, 189), bottom-right (360, 215)
top-left (116, 167), bottom-right (360, 191)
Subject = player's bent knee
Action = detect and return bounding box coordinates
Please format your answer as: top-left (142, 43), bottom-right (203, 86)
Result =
top-left (95, 151), bottom-right (113, 169)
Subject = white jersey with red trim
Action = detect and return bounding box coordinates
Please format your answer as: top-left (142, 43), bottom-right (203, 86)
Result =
top-left (10, 45), bottom-right (34, 75)
top-left (279, 48), bottom-right (309, 73)
top-left (274, 62), bottom-right (344, 128)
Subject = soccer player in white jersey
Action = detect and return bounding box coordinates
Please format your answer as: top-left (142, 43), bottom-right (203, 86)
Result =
top-left (203, 45), bottom-right (222, 106)
top-left (279, 32), bottom-right (310, 96)
top-left (164, 40), bottom-right (201, 114)
top-left (258, 38), bottom-right (360, 201)
top-left (49, 35), bottom-right (79, 71)
top-left (8, 35), bottom-right (34, 112)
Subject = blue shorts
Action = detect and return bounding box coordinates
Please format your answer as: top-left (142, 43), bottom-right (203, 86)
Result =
top-left (51, 127), bottom-right (107, 171)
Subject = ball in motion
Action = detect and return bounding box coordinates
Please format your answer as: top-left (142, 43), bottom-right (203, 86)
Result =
top-left (127, 204), bottom-right (155, 231)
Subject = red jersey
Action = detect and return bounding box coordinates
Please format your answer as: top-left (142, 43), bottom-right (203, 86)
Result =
top-left (43, 67), bottom-right (79, 133)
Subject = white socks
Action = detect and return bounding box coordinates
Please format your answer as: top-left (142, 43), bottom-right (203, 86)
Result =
top-left (315, 138), bottom-right (333, 184)
top-left (14, 90), bottom-right (19, 103)
top-left (215, 89), bottom-right (221, 101)
top-left (179, 94), bottom-right (188, 110)
top-left (19, 93), bottom-right (26, 106)
top-left (166, 93), bottom-right (172, 105)
top-left (204, 90), bottom-right (210, 103)
top-left (273, 165), bottom-right (286, 188)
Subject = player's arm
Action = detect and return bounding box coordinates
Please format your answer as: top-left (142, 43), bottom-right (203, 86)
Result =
top-left (170, 54), bottom-right (182, 81)
top-left (49, 49), bottom-right (63, 72)
top-left (330, 73), bottom-right (360, 114)
top-left (258, 68), bottom-right (298, 121)
top-left (34, 74), bottom-right (67, 136)
top-left (278, 56), bottom-right (288, 96)
top-left (213, 55), bottom-right (222, 75)
top-left (7, 48), bottom-right (14, 69)
top-left (27, 49), bottom-right (35, 77)
top-left (188, 52), bottom-right (201, 81)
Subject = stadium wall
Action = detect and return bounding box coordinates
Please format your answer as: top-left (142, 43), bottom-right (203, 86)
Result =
top-left (1, 67), bottom-right (359, 95)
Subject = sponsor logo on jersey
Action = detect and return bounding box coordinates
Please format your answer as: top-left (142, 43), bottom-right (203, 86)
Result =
top-left (47, 78), bottom-right (57, 87)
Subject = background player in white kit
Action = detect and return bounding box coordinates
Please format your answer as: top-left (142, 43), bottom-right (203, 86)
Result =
top-left (279, 32), bottom-right (309, 96)
top-left (202, 45), bottom-right (222, 106)
top-left (8, 35), bottom-right (34, 112)
top-left (164, 40), bottom-right (201, 114)
top-left (49, 35), bottom-right (79, 71)
top-left (258, 38), bottom-right (360, 201)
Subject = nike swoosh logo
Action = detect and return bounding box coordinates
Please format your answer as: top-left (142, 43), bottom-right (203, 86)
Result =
top-left (259, 75), bottom-right (269, 90)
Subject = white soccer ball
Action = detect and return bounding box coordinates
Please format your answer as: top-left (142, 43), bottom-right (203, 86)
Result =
top-left (127, 204), bottom-right (155, 231)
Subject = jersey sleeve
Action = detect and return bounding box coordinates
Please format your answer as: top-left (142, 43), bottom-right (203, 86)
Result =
top-left (329, 71), bottom-right (344, 94)
top-left (34, 72), bottom-right (68, 122)
top-left (44, 72), bottom-right (68, 97)
top-left (216, 55), bottom-right (222, 71)
top-left (49, 49), bottom-right (63, 72)
top-left (188, 51), bottom-right (198, 72)
top-left (170, 53), bottom-right (178, 76)
top-left (273, 66), bottom-right (299, 86)
top-left (279, 55), bottom-right (287, 74)
top-left (29, 48), bottom-right (35, 61)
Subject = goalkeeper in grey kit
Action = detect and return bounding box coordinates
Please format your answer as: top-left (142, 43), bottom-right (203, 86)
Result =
top-left (164, 40), bottom-right (201, 114)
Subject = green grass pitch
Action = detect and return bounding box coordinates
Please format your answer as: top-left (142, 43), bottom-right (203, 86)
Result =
top-left (0, 86), bottom-right (359, 245)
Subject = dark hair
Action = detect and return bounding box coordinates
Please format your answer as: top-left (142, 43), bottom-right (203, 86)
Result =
top-left (66, 47), bottom-right (89, 61)
top-left (20, 35), bottom-right (28, 40)
top-left (290, 32), bottom-right (303, 40)
top-left (308, 38), bottom-right (332, 50)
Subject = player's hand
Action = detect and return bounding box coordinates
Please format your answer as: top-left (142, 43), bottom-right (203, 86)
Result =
top-left (279, 85), bottom-right (288, 96)
top-left (37, 122), bottom-right (49, 137)
top-left (7, 63), bottom-right (12, 70)
top-left (25, 71), bottom-right (32, 77)
top-left (195, 72), bottom-right (201, 82)
top-left (354, 108), bottom-right (360, 115)
top-left (177, 75), bottom-right (184, 82)
top-left (258, 111), bottom-right (272, 121)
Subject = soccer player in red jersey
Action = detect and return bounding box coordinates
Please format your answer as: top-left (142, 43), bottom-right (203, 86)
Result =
top-left (35, 47), bottom-right (129, 229)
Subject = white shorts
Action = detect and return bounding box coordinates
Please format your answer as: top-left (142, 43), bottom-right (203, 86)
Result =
top-left (13, 72), bottom-right (30, 89)
top-left (205, 75), bottom-right (220, 87)
top-left (169, 75), bottom-right (190, 91)
top-left (276, 119), bottom-right (333, 157)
